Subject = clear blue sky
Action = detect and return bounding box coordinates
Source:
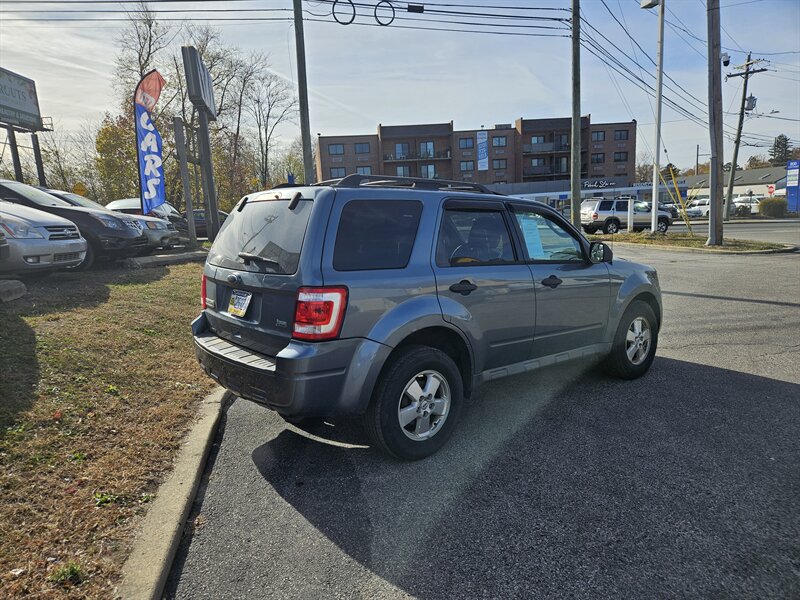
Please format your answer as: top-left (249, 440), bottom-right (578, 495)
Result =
top-left (1, 0), bottom-right (798, 170)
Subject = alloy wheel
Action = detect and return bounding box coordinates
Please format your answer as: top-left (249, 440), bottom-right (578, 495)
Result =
top-left (398, 370), bottom-right (451, 441)
top-left (626, 317), bottom-right (652, 365)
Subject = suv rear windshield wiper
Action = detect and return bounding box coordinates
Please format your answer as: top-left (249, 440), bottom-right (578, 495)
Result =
top-left (238, 252), bottom-right (283, 271)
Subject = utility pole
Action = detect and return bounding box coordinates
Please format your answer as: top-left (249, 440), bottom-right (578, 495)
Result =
top-left (706, 0), bottom-right (724, 245)
top-left (570, 0), bottom-right (581, 228)
top-left (696, 144), bottom-right (699, 175)
top-left (641, 0), bottom-right (665, 233)
top-left (293, 0), bottom-right (314, 184)
top-left (724, 53), bottom-right (767, 220)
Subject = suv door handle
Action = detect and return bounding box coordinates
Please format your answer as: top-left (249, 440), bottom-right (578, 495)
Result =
top-left (449, 280), bottom-right (478, 295)
top-left (541, 275), bottom-right (563, 289)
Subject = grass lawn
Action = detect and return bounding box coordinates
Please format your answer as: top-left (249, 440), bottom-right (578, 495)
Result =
top-left (587, 232), bottom-right (787, 251)
top-left (0, 263), bottom-right (216, 597)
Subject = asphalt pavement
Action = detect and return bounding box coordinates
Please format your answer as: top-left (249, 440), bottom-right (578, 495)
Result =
top-left (167, 247), bottom-right (800, 600)
top-left (669, 219), bottom-right (799, 245)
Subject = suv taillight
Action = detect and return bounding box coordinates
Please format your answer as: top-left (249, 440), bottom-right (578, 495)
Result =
top-left (293, 287), bottom-right (348, 341)
top-left (592, 212), bottom-right (598, 220)
top-left (201, 274), bottom-right (207, 309)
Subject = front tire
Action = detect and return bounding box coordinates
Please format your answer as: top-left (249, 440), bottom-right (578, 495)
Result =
top-left (67, 243), bottom-right (95, 272)
top-left (604, 300), bottom-right (658, 379)
top-left (364, 345), bottom-right (463, 460)
top-left (657, 218), bottom-right (669, 233)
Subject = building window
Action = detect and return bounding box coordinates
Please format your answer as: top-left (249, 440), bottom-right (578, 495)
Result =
top-left (328, 144), bottom-right (344, 155)
top-left (459, 137), bottom-right (474, 149)
top-left (395, 143), bottom-right (409, 159)
top-left (556, 156), bottom-right (568, 173)
top-left (492, 159), bottom-right (507, 169)
top-left (330, 167), bottom-right (346, 178)
top-left (354, 142), bottom-right (370, 154)
top-left (614, 130), bottom-right (629, 141)
top-left (591, 131), bottom-right (605, 142)
top-left (531, 135), bottom-right (545, 144)
top-left (492, 136), bottom-right (507, 147)
top-left (420, 164), bottom-right (435, 178)
top-left (356, 166), bottom-right (372, 175)
top-left (419, 141), bottom-right (434, 158)
top-left (531, 158), bottom-right (546, 167)
top-left (556, 134), bottom-right (568, 146)
top-left (591, 153), bottom-right (605, 164)
top-left (460, 161), bottom-right (474, 172)
top-left (614, 152), bottom-right (628, 162)
top-left (396, 165), bottom-right (410, 177)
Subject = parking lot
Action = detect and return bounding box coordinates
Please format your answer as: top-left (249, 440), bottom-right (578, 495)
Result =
top-left (167, 247), bottom-right (799, 599)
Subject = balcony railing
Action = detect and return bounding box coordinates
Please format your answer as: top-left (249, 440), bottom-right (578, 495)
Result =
top-left (523, 142), bottom-right (570, 154)
top-left (523, 166), bottom-right (553, 176)
top-left (382, 149), bottom-right (452, 161)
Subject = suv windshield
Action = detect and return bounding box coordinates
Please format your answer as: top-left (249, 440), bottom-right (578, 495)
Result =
top-left (208, 198), bottom-right (313, 274)
top-left (2, 182), bottom-right (72, 207)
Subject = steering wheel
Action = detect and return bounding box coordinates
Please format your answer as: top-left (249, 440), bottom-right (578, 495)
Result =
top-left (449, 244), bottom-right (480, 265)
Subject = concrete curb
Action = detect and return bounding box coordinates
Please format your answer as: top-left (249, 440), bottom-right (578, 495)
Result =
top-left (117, 387), bottom-right (227, 600)
top-left (607, 241), bottom-right (798, 255)
top-left (123, 249), bottom-right (207, 269)
top-left (0, 279), bottom-right (26, 303)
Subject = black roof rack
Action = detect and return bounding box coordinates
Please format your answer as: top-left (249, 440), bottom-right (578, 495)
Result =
top-left (329, 174), bottom-right (503, 195)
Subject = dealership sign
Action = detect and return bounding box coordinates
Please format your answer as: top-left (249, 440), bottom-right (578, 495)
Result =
top-left (786, 160), bottom-right (799, 213)
top-left (582, 180), bottom-right (617, 189)
top-left (134, 70), bottom-right (166, 215)
top-left (0, 67), bottom-right (43, 131)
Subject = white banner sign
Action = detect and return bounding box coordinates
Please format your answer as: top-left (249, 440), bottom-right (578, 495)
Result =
top-left (477, 130), bottom-right (489, 171)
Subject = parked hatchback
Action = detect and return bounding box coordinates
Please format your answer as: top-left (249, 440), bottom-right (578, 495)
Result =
top-left (106, 198), bottom-right (189, 239)
top-left (0, 180), bottom-right (146, 269)
top-left (0, 201), bottom-right (87, 275)
top-left (193, 176), bottom-right (662, 460)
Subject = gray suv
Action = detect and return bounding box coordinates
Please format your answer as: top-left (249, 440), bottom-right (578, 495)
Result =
top-left (581, 197), bottom-right (672, 234)
top-left (194, 176), bottom-right (662, 459)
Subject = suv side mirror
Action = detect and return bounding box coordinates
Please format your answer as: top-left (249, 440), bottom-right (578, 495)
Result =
top-left (589, 241), bottom-right (613, 264)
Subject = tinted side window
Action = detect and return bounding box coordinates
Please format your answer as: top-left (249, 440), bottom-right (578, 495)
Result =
top-left (436, 210), bottom-right (515, 267)
top-left (598, 200), bottom-right (613, 211)
top-left (333, 200), bottom-right (422, 271)
top-left (615, 200), bottom-right (628, 212)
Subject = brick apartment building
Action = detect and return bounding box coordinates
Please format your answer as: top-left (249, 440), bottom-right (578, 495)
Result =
top-left (315, 116), bottom-right (636, 188)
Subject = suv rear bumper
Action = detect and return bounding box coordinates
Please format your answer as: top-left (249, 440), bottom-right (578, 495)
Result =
top-left (192, 313), bottom-right (390, 417)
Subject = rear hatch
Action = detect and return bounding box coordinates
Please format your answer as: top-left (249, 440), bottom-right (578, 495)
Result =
top-left (204, 189), bottom-right (324, 356)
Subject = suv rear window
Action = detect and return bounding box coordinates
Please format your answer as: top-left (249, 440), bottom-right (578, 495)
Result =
top-left (598, 200), bottom-right (613, 211)
top-left (333, 200), bottom-right (422, 271)
top-left (208, 198), bottom-right (313, 274)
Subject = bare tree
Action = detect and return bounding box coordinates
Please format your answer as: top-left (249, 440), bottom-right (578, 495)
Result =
top-left (113, 1), bottom-right (176, 102)
top-left (247, 71), bottom-right (297, 188)
top-left (634, 151), bottom-right (653, 183)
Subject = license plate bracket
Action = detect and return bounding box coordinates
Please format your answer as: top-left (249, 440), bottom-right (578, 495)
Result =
top-left (228, 289), bottom-right (252, 318)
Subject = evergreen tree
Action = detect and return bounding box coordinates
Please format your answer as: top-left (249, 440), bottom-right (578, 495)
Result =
top-left (768, 134), bottom-right (792, 167)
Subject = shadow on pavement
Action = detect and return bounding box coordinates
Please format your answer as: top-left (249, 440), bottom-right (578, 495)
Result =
top-left (0, 266), bottom-right (168, 428)
top-left (250, 358), bottom-right (799, 599)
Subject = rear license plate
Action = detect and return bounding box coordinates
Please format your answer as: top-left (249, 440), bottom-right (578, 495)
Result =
top-left (228, 289), bottom-right (252, 318)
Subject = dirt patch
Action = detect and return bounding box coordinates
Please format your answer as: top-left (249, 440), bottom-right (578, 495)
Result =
top-left (0, 263), bottom-right (216, 598)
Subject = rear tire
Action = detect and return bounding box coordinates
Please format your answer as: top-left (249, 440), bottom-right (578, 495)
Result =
top-left (603, 220), bottom-right (621, 235)
top-left (604, 300), bottom-right (658, 380)
top-left (657, 218), bottom-right (669, 233)
top-left (583, 226), bottom-right (597, 234)
top-left (363, 345), bottom-right (463, 460)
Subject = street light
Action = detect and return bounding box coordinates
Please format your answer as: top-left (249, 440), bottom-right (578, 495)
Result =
top-left (641, 0), bottom-right (665, 234)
